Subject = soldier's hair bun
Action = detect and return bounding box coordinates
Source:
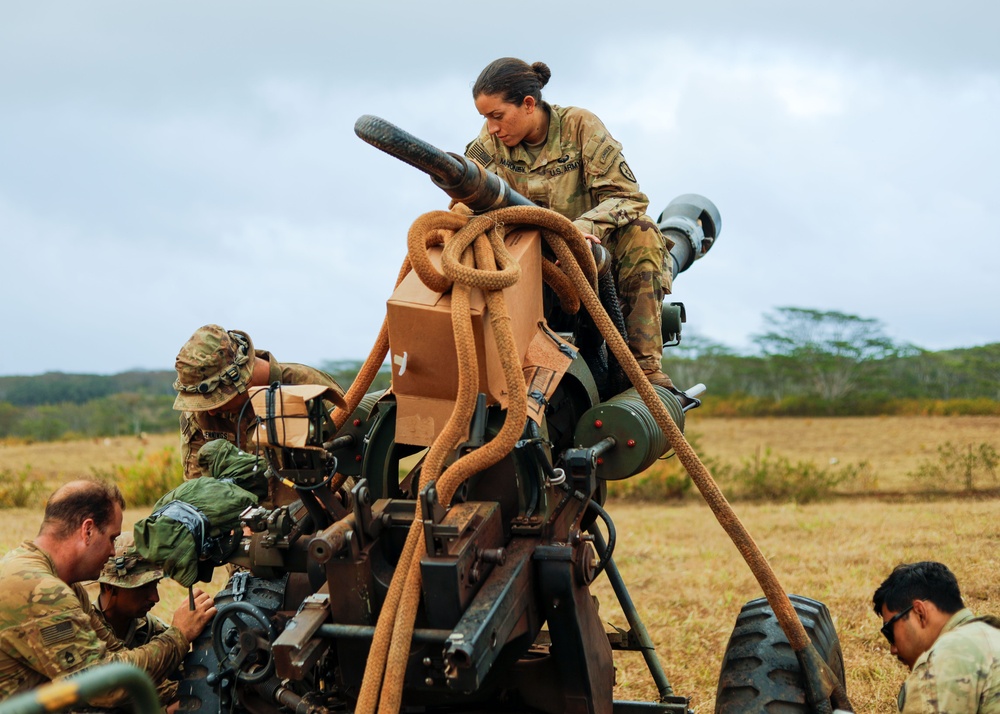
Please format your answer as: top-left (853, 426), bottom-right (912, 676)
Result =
top-left (531, 62), bottom-right (552, 88)
top-left (473, 57), bottom-right (551, 106)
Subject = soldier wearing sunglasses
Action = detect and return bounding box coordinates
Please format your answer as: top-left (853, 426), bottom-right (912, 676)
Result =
top-left (873, 561), bottom-right (1000, 713)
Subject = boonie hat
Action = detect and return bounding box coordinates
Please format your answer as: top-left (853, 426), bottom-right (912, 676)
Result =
top-left (173, 325), bottom-right (255, 412)
top-left (99, 533), bottom-right (164, 589)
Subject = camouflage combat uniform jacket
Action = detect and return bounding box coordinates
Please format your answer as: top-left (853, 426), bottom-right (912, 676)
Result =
top-left (0, 541), bottom-right (188, 706)
top-left (181, 350), bottom-right (344, 479)
top-left (466, 104), bottom-right (673, 371)
top-left (899, 609), bottom-right (1000, 713)
top-left (466, 104), bottom-right (653, 243)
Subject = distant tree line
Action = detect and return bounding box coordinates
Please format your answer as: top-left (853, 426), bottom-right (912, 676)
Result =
top-left (664, 307), bottom-right (1000, 415)
top-left (0, 308), bottom-right (996, 442)
top-left (0, 363), bottom-right (390, 442)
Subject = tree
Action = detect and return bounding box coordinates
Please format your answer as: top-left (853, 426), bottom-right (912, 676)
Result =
top-left (661, 333), bottom-right (737, 393)
top-left (752, 307), bottom-right (906, 402)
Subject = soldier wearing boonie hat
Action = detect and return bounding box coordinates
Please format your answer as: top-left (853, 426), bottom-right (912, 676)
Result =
top-left (95, 533), bottom-right (169, 648)
top-left (173, 325), bottom-right (257, 413)
top-left (173, 325), bottom-right (347, 479)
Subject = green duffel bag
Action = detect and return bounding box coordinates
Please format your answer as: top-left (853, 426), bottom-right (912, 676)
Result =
top-left (196, 438), bottom-right (270, 501)
top-left (133, 475), bottom-right (258, 588)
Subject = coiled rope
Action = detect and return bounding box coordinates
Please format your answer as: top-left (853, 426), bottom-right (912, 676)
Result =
top-left (332, 204), bottom-right (850, 714)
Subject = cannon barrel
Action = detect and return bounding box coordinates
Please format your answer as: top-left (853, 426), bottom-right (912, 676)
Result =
top-left (356, 115), bottom-right (720, 282)
top-left (355, 114), bottom-right (613, 274)
top-left (355, 114), bottom-right (533, 213)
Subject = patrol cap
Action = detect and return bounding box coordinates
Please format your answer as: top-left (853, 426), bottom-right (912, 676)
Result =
top-left (173, 325), bottom-right (255, 412)
top-left (99, 533), bottom-right (164, 589)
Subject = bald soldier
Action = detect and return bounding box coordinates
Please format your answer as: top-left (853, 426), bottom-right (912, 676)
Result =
top-left (172, 325), bottom-right (346, 479)
top-left (0, 480), bottom-right (216, 709)
top-left (874, 561), bottom-right (1000, 713)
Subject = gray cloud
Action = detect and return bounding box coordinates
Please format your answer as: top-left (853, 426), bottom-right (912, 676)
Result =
top-left (1, 1), bottom-right (997, 375)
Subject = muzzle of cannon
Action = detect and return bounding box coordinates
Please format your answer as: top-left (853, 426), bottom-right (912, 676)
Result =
top-left (659, 193), bottom-right (722, 277)
top-left (355, 114), bottom-right (534, 213)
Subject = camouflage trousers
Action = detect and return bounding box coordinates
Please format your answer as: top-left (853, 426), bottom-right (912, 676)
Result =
top-left (604, 215), bottom-right (673, 372)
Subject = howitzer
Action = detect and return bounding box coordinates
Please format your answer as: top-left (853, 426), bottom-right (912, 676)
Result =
top-left (163, 117), bottom-right (848, 714)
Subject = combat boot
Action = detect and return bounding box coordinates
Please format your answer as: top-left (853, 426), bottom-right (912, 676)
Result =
top-left (642, 368), bottom-right (674, 389)
top-left (642, 368), bottom-right (695, 409)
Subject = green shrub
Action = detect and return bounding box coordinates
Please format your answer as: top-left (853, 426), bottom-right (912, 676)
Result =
top-left (720, 447), bottom-right (866, 503)
top-left (91, 447), bottom-right (184, 507)
top-left (909, 441), bottom-right (999, 491)
top-left (607, 455), bottom-right (694, 501)
top-left (0, 465), bottom-right (45, 508)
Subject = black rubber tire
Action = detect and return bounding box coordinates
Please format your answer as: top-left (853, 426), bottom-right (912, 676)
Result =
top-left (715, 594), bottom-right (846, 714)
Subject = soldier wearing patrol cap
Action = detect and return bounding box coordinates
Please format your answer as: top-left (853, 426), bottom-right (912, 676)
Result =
top-left (874, 561), bottom-right (1000, 713)
top-left (95, 533), bottom-right (169, 648)
top-left (0, 480), bottom-right (216, 707)
top-left (466, 57), bottom-right (681, 394)
top-left (173, 324), bottom-right (346, 479)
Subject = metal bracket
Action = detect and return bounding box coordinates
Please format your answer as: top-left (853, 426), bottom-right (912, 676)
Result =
top-left (420, 484), bottom-right (448, 555)
top-left (350, 478), bottom-right (373, 548)
top-left (230, 571), bottom-right (249, 603)
top-left (457, 393), bottom-right (488, 457)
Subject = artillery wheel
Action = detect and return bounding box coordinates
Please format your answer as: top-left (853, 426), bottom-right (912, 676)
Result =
top-left (212, 600), bottom-right (277, 684)
top-left (176, 574), bottom-right (286, 712)
top-left (715, 594), bottom-right (845, 714)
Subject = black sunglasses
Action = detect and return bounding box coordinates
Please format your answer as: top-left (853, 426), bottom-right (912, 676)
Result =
top-left (880, 604), bottom-right (914, 645)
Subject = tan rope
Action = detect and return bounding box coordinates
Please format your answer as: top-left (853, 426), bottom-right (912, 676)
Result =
top-left (355, 209), bottom-right (532, 713)
top-left (354, 203), bottom-right (848, 712)
top-left (541, 258), bottom-right (581, 314)
top-left (504, 206), bottom-right (816, 652)
top-left (354, 216), bottom-right (475, 714)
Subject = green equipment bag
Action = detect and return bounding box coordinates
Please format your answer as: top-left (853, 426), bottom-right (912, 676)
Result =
top-left (133, 440), bottom-right (270, 587)
top-left (196, 438), bottom-right (270, 501)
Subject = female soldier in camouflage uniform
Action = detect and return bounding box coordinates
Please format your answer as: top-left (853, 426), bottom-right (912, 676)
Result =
top-left (466, 57), bottom-right (677, 390)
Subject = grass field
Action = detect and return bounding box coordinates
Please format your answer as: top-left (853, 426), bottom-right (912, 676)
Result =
top-left (2, 416), bottom-right (998, 712)
top-left (3, 415), bottom-right (998, 494)
top-left (687, 414), bottom-right (1000, 493)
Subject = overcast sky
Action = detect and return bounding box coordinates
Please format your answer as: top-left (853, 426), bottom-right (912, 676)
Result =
top-left (2, 1), bottom-right (997, 377)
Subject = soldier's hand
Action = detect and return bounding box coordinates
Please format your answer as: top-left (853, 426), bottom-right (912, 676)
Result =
top-left (171, 588), bottom-right (217, 642)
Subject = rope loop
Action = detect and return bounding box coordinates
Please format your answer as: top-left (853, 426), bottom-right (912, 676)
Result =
top-left (406, 210), bottom-right (469, 294)
top-left (441, 212), bottom-right (521, 290)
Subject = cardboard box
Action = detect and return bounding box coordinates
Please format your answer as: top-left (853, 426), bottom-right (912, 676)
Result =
top-left (387, 227), bottom-right (543, 446)
top-left (248, 384), bottom-right (345, 450)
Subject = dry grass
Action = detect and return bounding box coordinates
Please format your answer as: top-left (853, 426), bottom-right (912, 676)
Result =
top-left (591, 498), bottom-right (1000, 712)
top-left (0, 433), bottom-right (176, 490)
top-left (2, 418), bottom-right (999, 712)
top-left (687, 415), bottom-right (1000, 492)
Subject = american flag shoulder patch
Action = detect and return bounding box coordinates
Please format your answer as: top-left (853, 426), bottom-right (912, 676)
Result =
top-left (466, 143), bottom-right (493, 168)
top-left (40, 621), bottom-right (74, 647)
